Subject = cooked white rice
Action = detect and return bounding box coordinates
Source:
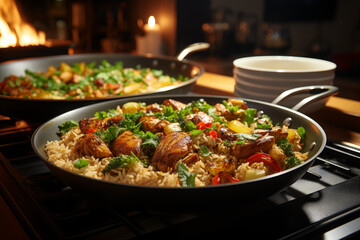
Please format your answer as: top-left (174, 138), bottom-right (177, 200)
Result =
top-left (45, 126), bottom-right (308, 187)
top-left (45, 129), bottom-right (217, 187)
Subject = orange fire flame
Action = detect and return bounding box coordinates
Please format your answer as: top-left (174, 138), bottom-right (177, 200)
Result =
top-left (0, 0), bottom-right (46, 48)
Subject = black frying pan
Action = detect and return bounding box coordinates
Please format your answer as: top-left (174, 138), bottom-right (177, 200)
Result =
top-left (31, 95), bottom-right (326, 211)
top-left (0, 43), bottom-right (208, 122)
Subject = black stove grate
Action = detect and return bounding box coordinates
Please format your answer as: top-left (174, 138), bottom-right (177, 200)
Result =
top-left (0, 118), bottom-right (360, 240)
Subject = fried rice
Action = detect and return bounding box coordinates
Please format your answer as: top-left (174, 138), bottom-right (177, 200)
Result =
top-left (44, 98), bottom-right (309, 187)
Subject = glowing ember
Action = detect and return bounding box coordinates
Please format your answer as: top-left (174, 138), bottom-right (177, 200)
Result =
top-left (0, 0), bottom-right (46, 48)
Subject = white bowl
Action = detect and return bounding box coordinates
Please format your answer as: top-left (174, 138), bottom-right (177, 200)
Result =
top-left (233, 68), bottom-right (334, 87)
top-left (233, 55), bottom-right (337, 113)
top-left (233, 55), bottom-right (336, 73)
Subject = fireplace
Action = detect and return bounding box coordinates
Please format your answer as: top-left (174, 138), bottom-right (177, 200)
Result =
top-left (0, 0), bottom-right (73, 62)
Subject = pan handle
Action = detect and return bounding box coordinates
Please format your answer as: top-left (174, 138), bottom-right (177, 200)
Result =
top-left (176, 42), bottom-right (210, 61)
top-left (271, 85), bottom-right (339, 111)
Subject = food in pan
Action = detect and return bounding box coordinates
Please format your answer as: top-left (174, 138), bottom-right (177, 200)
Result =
top-left (45, 98), bottom-right (308, 187)
top-left (0, 61), bottom-right (188, 99)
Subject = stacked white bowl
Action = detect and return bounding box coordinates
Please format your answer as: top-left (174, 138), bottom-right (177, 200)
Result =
top-left (233, 56), bottom-right (337, 113)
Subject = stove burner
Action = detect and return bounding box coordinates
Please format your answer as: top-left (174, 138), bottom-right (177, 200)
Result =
top-left (0, 116), bottom-right (359, 239)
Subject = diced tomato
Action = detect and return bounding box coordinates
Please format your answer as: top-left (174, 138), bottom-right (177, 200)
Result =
top-left (212, 171), bottom-right (240, 185)
top-left (86, 128), bottom-right (96, 134)
top-left (208, 129), bottom-right (217, 139)
top-left (212, 175), bottom-right (221, 185)
top-left (196, 121), bottom-right (212, 130)
top-left (245, 153), bottom-right (282, 173)
top-left (105, 83), bottom-right (121, 90)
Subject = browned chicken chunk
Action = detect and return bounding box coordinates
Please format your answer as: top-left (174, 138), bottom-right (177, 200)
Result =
top-left (254, 126), bottom-right (288, 140)
top-left (139, 115), bottom-right (170, 133)
top-left (181, 152), bottom-right (199, 167)
top-left (214, 103), bottom-right (240, 121)
top-left (145, 103), bottom-right (163, 113)
top-left (79, 115), bottom-right (124, 134)
top-left (232, 135), bottom-right (275, 159)
top-left (112, 130), bottom-right (142, 157)
top-left (163, 99), bottom-right (187, 110)
top-left (151, 132), bottom-right (193, 172)
top-left (75, 133), bottom-right (113, 158)
top-left (227, 98), bottom-right (248, 110)
top-left (186, 111), bottom-right (214, 125)
top-left (217, 125), bottom-right (237, 141)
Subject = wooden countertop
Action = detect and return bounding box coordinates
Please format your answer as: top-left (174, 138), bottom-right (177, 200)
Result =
top-left (193, 72), bottom-right (360, 146)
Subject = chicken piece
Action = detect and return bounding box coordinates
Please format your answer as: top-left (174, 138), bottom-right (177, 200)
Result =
top-left (232, 135), bottom-right (275, 159)
top-left (79, 115), bottom-right (124, 134)
top-left (76, 133), bottom-right (113, 158)
top-left (163, 99), bottom-right (187, 110)
top-left (146, 103), bottom-right (163, 113)
top-left (112, 130), bottom-right (142, 157)
top-left (151, 132), bottom-right (192, 172)
top-left (217, 125), bottom-right (237, 141)
top-left (186, 111), bottom-right (214, 125)
top-left (214, 103), bottom-right (240, 121)
top-left (227, 98), bottom-right (248, 110)
top-left (181, 153), bottom-right (199, 167)
top-left (254, 126), bottom-right (288, 141)
top-left (79, 118), bottom-right (104, 134)
top-left (139, 115), bottom-right (170, 133)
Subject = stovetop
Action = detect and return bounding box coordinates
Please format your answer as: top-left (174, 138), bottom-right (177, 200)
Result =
top-left (0, 117), bottom-right (360, 240)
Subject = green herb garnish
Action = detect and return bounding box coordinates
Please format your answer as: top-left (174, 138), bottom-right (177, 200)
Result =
top-left (177, 163), bottom-right (197, 187)
top-left (58, 120), bottom-right (79, 134)
top-left (140, 131), bottom-right (160, 157)
top-left (94, 126), bottom-right (122, 144)
top-left (255, 122), bottom-right (272, 130)
top-left (276, 138), bottom-right (294, 157)
top-left (222, 100), bottom-right (240, 113)
top-left (297, 127), bottom-right (306, 142)
top-left (276, 138), bottom-right (302, 167)
top-left (102, 153), bottom-right (140, 174)
top-left (73, 159), bottom-right (89, 168)
top-left (199, 145), bottom-right (212, 156)
top-left (243, 108), bottom-right (257, 125)
top-left (234, 133), bottom-right (261, 142)
top-left (94, 109), bottom-right (119, 119)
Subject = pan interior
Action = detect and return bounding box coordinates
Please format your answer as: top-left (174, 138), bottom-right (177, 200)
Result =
top-left (33, 94), bottom-right (326, 178)
top-left (0, 53), bottom-right (203, 81)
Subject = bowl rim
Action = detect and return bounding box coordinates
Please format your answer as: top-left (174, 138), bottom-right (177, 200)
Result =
top-left (233, 55), bottom-right (337, 73)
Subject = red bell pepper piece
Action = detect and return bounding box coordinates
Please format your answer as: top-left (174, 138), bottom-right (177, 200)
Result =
top-left (105, 83), bottom-right (121, 90)
top-left (208, 129), bottom-right (217, 139)
top-left (212, 171), bottom-right (240, 185)
top-left (212, 175), bottom-right (221, 185)
top-left (196, 121), bottom-right (212, 130)
top-left (86, 128), bottom-right (96, 134)
top-left (245, 153), bottom-right (281, 173)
